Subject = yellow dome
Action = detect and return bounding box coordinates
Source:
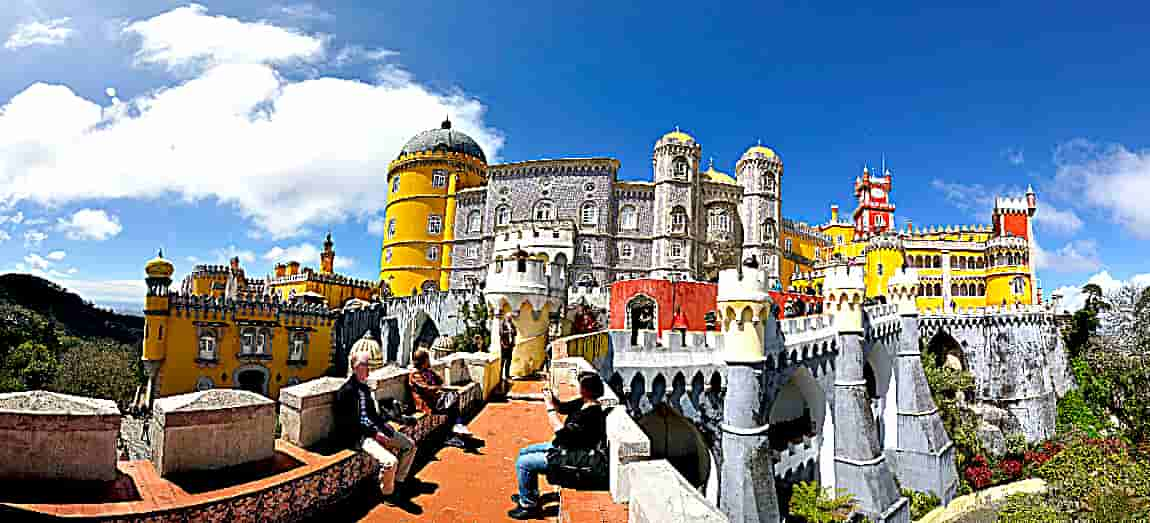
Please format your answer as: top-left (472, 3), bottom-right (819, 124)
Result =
top-left (348, 331), bottom-right (384, 374)
top-left (703, 166), bottom-right (736, 185)
top-left (742, 144), bottom-right (779, 161)
top-left (145, 250), bottom-right (174, 279)
top-left (660, 129), bottom-right (695, 144)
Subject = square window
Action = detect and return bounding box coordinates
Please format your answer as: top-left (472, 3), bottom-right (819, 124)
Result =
top-left (432, 169), bottom-right (448, 188)
top-left (670, 240), bottom-right (684, 258)
top-left (427, 214), bottom-right (443, 235)
top-left (427, 246), bottom-right (439, 261)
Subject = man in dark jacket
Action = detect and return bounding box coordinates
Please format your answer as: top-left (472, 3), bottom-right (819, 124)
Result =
top-left (507, 372), bottom-right (606, 519)
top-left (335, 352), bottom-right (417, 499)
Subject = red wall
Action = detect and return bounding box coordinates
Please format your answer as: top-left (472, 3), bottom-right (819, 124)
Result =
top-left (1002, 214), bottom-right (1029, 239)
top-left (609, 279), bottom-right (824, 330)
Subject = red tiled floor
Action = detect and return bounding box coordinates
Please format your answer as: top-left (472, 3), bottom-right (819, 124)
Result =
top-left (333, 380), bottom-right (567, 523)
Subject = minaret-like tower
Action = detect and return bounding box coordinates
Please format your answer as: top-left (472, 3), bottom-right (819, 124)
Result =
top-left (650, 129), bottom-right (702, 280)
top-left (736, 143), bottom-right (783, 280)
top-left (716, 258), bottom-right (780, 522)
top-left (852, 165), bottom-right (895, 237)
top-left (142, 249), bottom-right (174, 410)
top-left (320, 231), bottom-right (335, 274)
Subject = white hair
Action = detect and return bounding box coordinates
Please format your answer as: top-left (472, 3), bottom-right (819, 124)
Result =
top-left (350, 352), bottom-right (371, 367)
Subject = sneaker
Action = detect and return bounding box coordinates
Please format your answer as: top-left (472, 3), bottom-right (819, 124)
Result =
top-left (452, 423), bottom-right (472, 436)
top-left (444, 435), bottom-right (467, 448)
top-left (508, 504), bottom-right (541, 520)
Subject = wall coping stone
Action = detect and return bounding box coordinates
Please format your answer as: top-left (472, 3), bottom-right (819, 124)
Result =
top-left (0, 390), bottom-right (119, 431)
top-left (154, 389), bottom-right (275, 428)
top-left (279, 377), bottom-right (345, 410)
top-left (625, 460), bottom-right (728, 523)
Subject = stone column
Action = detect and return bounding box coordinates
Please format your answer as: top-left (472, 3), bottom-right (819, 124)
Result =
top-left (826, 262), bottom-right (908, 523)
top-left (893, 314), bottom-right (957, 502)
top-left (716, 266), bottom-right (780, 523)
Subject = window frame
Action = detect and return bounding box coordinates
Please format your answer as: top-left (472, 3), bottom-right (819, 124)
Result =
top-left (427, 214), bottom-right (443, 235)
top-left (391, 175), bottom-right (400, 193)
top-left (620, 204), bottom-right (638, 230)
top-left (387, 218), bottom-right (396, 238)
top-left (427, 245), bottom-right (440, 261)
top-left (619, 243), bottom-right (634, 259)
top-left (496, 205), bottom-right (511, 226)
top-left (670, 239), bottom-right (684, 258)
top-left (431, 169), bottom-right (448, 188)
top-left (533, 200), bottom-right (556, 221)
top-left (670, 206), bottom-right (688, 233)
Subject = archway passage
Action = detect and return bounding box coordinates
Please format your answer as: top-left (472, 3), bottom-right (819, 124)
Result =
top-left (237, 369), bottom-right (266, 395)
top-left (413, 313), bottom-right (440, 351)
top-left (638, 404), bottom-right (712, 489)
top-left (926, 330), bottom-right (967, 372)
top-left (626, 295), bottom-right (656, 330)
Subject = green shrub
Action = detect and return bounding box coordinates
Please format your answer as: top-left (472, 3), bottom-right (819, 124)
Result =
top-left (998, 493), bottom-right (1069, 522)
top-left (899, 488), bottom-right (940, 520)
top-left (788, 481), bottom-right (857, 523)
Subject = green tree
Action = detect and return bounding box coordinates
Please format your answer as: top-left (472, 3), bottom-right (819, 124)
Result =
top-left (50, 339), bottom-right (143, 410)
top-left (788, 481), bottom-right (858, 522)
top-left (1082, 283), bottom-right (1106, 312)
top-left (3, 341), bottom-right (59, 390)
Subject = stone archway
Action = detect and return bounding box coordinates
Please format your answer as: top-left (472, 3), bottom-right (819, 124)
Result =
top-left (234, 365), bottom-right (269, 396)
top-left (638, 403), bottom-right (714, 489)
top-left (625, 294), bottom-right (657, 330)
top-left (927, 330), bottom-right (967, 372)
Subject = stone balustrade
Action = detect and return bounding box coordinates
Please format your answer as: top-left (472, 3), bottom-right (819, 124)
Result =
top-left (778, 313), bottom-right (836, 347)
top-left (625, 460), bottom-right (728, 523)
top-left (772, 435), bottom-right (818, 479)
top-left (609, 330), bottom-right (723, 369)
top-left (150, 389), bottom-right (276, 476)
top-left (0, 390), bottom-right (121, 481)
top-left (278, 377), bottom-right (345, 448)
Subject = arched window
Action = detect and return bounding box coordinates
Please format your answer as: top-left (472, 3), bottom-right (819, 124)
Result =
top-left (258, 328), bottom-right (271, 355)
top-left (670, 206), bottom-right (688, 233)
top-left (426, 245), bottom-right (439, 261)
top-left (619, 243), bottom-right (634, 259)
top-left (709, 208), bottom-right (731, 233)
top-left (619, 205), bottom-right (638, 230)
top-left (391, 175), bottom-right (400, 193)
top-left (533, 200), bottom-right (555, 221)
top-left (933, 255), bottom-right (941, 268)
top-left (496, 205), bottom-right (511, 226)
top-left (387, 218), bottom-right (396, 238)
top-left (933, 283), bottom-right (942, 296)
top-left (467, 211), bottom-right (482, 233)
top-left (1011, 276), bottom-right (1026, 296)
top-left (241, 327), bottom-right (257, 355)
top-left (672, 157), bottom-right (689, 180)
top-left (952, 284), bottom-right (960, 297)
top-left (978, 283), bottom-right (986, 296)
top-left (195, 376), bottom-right (214, 392)
top-left (581, 202), bottom-right (598, 226)
top-left (958, 257), bottom-right (967, 270)
top-left (289, 332), bottom-right (308, 362)
top-left (670, 239), bottom-right (685, 258)
top-left (421, 280), bottom-right (439, 294)
top-left (580, 240), bottom-right (593, 256)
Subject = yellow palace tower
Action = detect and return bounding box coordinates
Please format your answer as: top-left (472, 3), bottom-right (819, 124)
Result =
top-left (380, 118), bottom-right (488, 296)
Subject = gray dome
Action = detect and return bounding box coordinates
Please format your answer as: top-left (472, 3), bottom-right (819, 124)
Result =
top-left (398, 119), bottom-right (486, 162)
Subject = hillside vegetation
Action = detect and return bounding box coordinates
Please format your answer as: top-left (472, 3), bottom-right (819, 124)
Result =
top-left (0, 273), bottom-right (145, 410)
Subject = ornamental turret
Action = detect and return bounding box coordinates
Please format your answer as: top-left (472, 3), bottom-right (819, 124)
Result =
top-left (320, 231), bottom-right (335, 274)
top-left (650, 128), bottom-right (703, 280)
top-left (736, 142), bottom-right (783, 279)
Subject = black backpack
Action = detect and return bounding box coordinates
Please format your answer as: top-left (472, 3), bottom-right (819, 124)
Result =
top-left (544, 440), bottom-right (609, 489)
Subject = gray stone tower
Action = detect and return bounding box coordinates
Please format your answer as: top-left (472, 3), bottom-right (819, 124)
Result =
top-left (736, 144), bottom-right (783, 280)
top-left (824, 262), bottom-right (909, 522)
top-left (715, 262), bottom-right (780, 522)
top-left (651, 129), bottom-right (702, 280)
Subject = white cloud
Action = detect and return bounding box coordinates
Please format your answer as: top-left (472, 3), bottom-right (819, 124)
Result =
top-left (66, 267), bottom-right (77, 274)
top-left (366, 217), bottom-right (385, 236)
top-left (0, 5), bottom-right (503, 240)
top-left (23, 229), bottom-right (47, 248)
top-left (23, 253), bottom-right (52, 271)
top-left (1003, 147), bottom-right (1024, 166)
top-left (55, 209), bottom-right (122, 240)
top-left (334, 45), bottom-right (396, 66)
top-left (1050, 270), bottom-right (1150, 313)
top-left (5, 18), bottom-right (74, 49)
top-left (211, 245), bottom-right (256, 265)
top-left (123, 3), bottom-right (325, 73)
top-left (45, 250), bottom-right (66, 260)
top-left (0, 230), bottom-right (9, 242)
top-left (930, 179), bottom-right (1083, 236)
top-left (1053, 139), bottom-right (1150, 239)
top-left (273, 3), bottom-right (335, 21)
top-left (264, 242), bottom-right (353, 269)
top-left (0, 211), bottom-right (24, 225)
top-left (1034, 239), bottom-right (1102, 273)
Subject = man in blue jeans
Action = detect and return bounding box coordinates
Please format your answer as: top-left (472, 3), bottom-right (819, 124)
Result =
top-left (508, 372), bottom-right (606, 519)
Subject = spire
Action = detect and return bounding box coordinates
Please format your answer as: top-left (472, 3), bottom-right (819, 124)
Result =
top-left (708, 156), bottom-right (714, 170)
top-left (157, 248), bottom-right (164, 258)
top-left (441, 116), bottom-right (452, 129)
top-left (1026, 184), bottom-right (1035, 195)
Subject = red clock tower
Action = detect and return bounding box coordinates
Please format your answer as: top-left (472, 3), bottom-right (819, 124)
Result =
top-left (852, 165), bottom-right (895, 236)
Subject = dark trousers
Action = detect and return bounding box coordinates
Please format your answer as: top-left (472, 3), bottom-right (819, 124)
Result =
top-left (501, 350), bottom-right (514, 383)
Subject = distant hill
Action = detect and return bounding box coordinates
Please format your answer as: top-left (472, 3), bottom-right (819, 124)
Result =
top-left (0, 273), bottom-right (144, 345)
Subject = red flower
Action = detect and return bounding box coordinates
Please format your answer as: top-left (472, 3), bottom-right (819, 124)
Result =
top-left (999, 459), bottom-right (1023, 478)
top-left (964, 465), bottom-right (993, 489)
top-left (971, 454), bottom-right (988, 467)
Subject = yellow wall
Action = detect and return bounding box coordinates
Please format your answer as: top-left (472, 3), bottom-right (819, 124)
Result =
top-left (380, 151), bottom-right (486, 296)
top-left (781, 228), bottom-right (828, 290)
top-left (267, 279), bottom-right (376, 308)
top-left (494, 300), bottom-right (553, 377)
top-left (144, 309), bottom-right (332, 399)
top-left (864, 248), bottom-right (904, 298)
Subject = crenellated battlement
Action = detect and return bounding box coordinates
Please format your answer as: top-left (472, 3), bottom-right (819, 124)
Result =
top-left (167, 292), bottom-right (334, 323)
top-left (862, 232), bottom-right (903, 253)
top-left (266, 271), bottom-right (376, 289)
top-left (986, 235), bottom-right (1028, 251)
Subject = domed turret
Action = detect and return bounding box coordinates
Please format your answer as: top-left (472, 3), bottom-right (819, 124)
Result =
top-left (145, 249), bottom-right (174, 279)
top-left (740, 144), bottom-right (779, 162)
top-left (658, 128), bottom-right (696, 146)
top-left (347, 331), bottom-right (385, 374)
top-left (397, 118), bottom-right (487, 162)
top-left (702, 159), bottom-right (736, 185)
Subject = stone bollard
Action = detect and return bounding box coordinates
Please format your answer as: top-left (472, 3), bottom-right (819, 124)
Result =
top-left (150, 389), bottom-right (276, 476)
top-left (0, 391), bottom-right (120, 481)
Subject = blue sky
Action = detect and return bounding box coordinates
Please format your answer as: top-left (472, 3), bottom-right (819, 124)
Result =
top-left (0, 1), bottom-right (1147, 312)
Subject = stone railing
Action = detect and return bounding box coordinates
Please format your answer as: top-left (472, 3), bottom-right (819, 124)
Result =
top-left (0, 390), bottom-right (121, 481)
top-left (151, 389), bottom-right (276, 476)
top-left (779, 313), bottom-right (836, 348)
top-left (625, 460), bottom-right (728, 523)
top-left (772, 435), bottom-right (818, 479)
top-left (609, 330), bottom-right (723, 364)
top-left (920, 303), bottom-right (1049, 317)
top-left (552, 330), bottom-right (612, 371)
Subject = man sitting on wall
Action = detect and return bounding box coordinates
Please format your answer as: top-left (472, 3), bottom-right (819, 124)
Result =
top-left (336, 352), bottom-right (418, 504)
top-left (408, 348), bottom-right (472, 448)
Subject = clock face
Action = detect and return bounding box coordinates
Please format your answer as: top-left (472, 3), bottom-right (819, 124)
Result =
top-left (870, 187), bottom-right (886, 199)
